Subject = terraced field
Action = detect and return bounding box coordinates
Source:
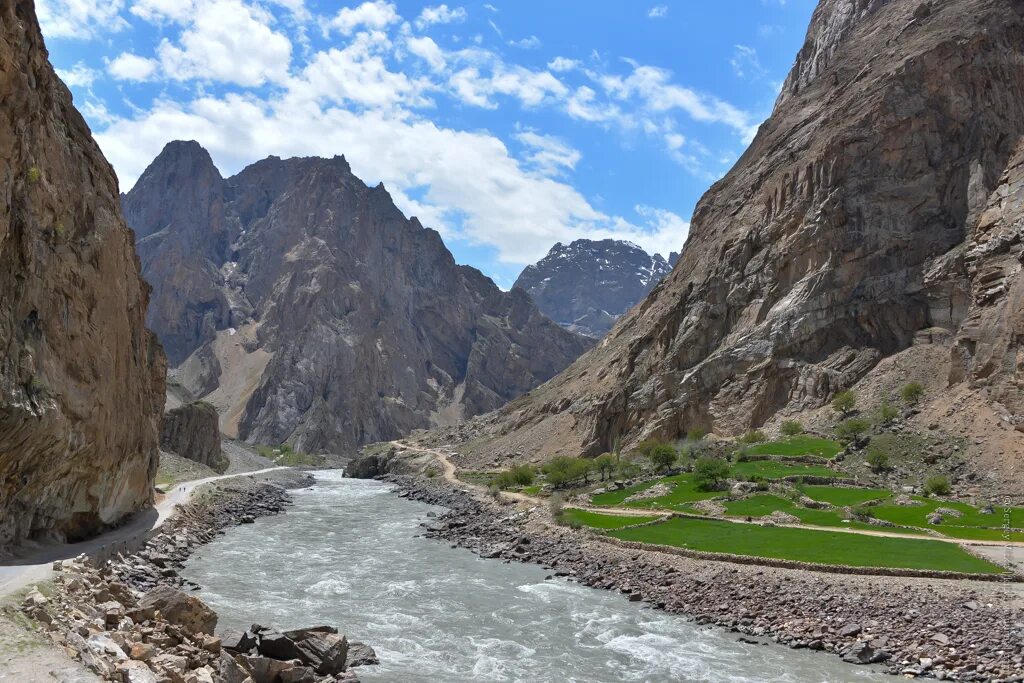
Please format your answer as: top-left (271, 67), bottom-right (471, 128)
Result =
top-left (609, 517), bottom-right (1005, 574)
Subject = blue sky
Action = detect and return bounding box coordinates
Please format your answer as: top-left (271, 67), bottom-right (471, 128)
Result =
top-left (39, 0), bottom-right (815, 288)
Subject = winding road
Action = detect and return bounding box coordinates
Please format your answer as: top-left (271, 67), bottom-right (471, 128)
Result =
top-left (0, 466), bottom-right (288, 598)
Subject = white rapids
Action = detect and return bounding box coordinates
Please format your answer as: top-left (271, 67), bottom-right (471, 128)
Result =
top-left (184, 470), bottom-right (890, 683)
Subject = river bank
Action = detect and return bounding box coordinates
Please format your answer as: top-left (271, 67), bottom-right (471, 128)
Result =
top-left (11, 471), bottom-right (378, 683)
top-left (378, 472), bottom-right (1024, 681)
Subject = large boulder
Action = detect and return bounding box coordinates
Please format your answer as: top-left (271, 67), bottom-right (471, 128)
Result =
top-left (160, 401), bottom-right (228, 473)
top-left (139, 586), bottom-right (217, 636)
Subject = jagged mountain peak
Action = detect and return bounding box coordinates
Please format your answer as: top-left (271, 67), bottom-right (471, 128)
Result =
top-left (126, 147), bottom-right (592, 454)
top-left (513, 238), bottom-right (680, 338)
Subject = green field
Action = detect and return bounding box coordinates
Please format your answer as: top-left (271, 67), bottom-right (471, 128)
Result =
top-left (871, 498), bottom-right (1024, 531)
top-left (609, 517), bottom-right (1004, 574)
top-left (802, 485), bottom-right (891, 506)
top-left (731, 460), bottom-right (839, 480)
top-left (741, 435), bottom-right (842, 459)
top-left (590, 474), bottom-right (719, 509)
top-left (721, 494), bottom-right (907, 533)
top-left (561, 509), bottom-right (661, 529)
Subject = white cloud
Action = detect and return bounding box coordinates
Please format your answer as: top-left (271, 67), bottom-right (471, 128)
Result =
top-left (517, 131), bottom-right (581, 176)
top-left (295, 36), bottom-right (433, 109)
top-left (648, 5), bottom-right (668, 19)
top-left (547, 57), bottom-right (580, 73)
top-left (415, 4), bottom-right (466, 29)
top-left (508, 35), bottom-right (541, 49)
top-left (730, 44), bottom-right (765, 79)
top-left (154, 0), bottom-right (293, 86)
top-left (108, 53), bottom-right (160, 81)
top-left (37, 0), bottom-right (128, 39)
top-left (483, 3), bottom-right (498, 11)
top-left (599, 64), bottom-right (757, 140)
top-left (329, 0), bottom-right (399, 35)
top-left (131, 0), bottom-right (194, 23)
top-left (632, 205), bottom-right (689, 257)
top-left (406, 36), bottom-right (446, 72)
top-left (450, 63), bottom-right (566, 109)
top-left (56, 62), bottom-right (100, 87)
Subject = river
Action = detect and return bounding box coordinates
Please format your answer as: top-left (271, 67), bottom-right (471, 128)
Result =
top-left (184, 471), bottom-right (890, 682)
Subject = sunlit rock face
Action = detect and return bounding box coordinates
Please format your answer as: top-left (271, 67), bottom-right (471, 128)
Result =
top-left (455, 0), bottom-right (1024, 485)
top-left (0, 0), bottom-right (165, 550)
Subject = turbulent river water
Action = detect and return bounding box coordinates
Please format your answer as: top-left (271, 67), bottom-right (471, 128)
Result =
top-left (184, 471), bottom-right (890, 683)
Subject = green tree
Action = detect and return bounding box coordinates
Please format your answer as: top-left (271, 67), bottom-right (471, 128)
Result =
top-left (491, 464), bottom-right (535, 490)
top-left (901, 382), bottom-right (925, 405)
top-left (648, 444), bottom-right (677, 472)
top-left (831, 390), bottom-right (856, 417)
top-left (876, 401), bottom-right (899, 425)
top-left (780, 420), bottom-right (804, 436)
top-left (634, 439), bottom-right (665, 458)
top-left (594, 453), bottom-right (617, 481)
top-left (923, 474), bottom-right (951, 496)
top-left (693, 457), bottom-right (731, 491)
top-left (542, 456), bottom-right (592, 489)
top-left (865, 445), bottom-right (890, 473)
top-left (835, 417), bottom-right (871, 443)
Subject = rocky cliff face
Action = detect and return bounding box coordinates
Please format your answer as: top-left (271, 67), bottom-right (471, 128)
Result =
top-left (0, 1), bottom-right (165, 550)
top-left (161, 402), bottom-right (228, 474)
top-left (453, 0), bottom-right (1024, 484)
top-left (513, 239), bottom-right (679, 338)
top-left (125, 145), bottom-right (592, 455)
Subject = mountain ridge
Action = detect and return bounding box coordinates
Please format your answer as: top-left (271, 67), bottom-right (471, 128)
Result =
top-left (124, 142), bottom-right (593, 455)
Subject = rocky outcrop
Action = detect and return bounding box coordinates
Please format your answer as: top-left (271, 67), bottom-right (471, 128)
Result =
top-left (0, 0), bottom-right (165, 551)
top-left (513, 239), bottom-right (679, 338)
top-left (125, 146), bottom-right (592, 455)
top-left (451, 0), bottom-right (1024, 483)
top-left (160, 402), bottom-right (228, 474)
top-left (951, 141), bottom-right (1024, 419)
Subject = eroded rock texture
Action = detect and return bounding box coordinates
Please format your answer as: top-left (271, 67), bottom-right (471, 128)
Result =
top-left (0, 1), bottom-right (165, 550)
top-left (458, 0), bottom-right (1024, 480)
top-left (513, 239), bottom-right (679, 338)
top-left (160, 402), bottom-right (228, 474)
top-left (125, 144), bottom-right (592, 455)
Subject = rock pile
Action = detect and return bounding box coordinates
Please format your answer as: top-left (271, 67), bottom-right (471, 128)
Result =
top-left (389, 474), bottom-right (1024, 681)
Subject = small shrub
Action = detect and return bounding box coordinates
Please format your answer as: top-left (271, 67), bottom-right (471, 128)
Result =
top-left (923, 474), bottom-right (951, 497)
top-left (548, 493), bottom-right (564, 518)
top-left (616, 460), bottom-right (642, 479)
top-left (693, 457), bottom-right (731, 491)
top-left (54, 221), bottom-right (65, 238)
top-left (27, 166), bottom-right (41, 184)
top-left (491, 464), bottom-right (536, 490)
top-left (835, 417), bottom-right (871, 443)
top-left (780, 420), bottom-right (804, 436)
top-left (876, 401), bottom-right (899, 425)
top-left (647, 444), bottom-right (677, 473)
top-left (901, 382), bottom-right (925, 405)
top-left (831, 390), bottom-right (856, 417)
top-left (865, 445), bottom-right (890, 473)
top-left (738, 429), bottom-right (766, 444)
top-left (848, 505), bottom-right (874, 522)
top-left (634, 439), bottom-right (665, 458)
top-left (686, 426), bottom-right (707, 441)
top-left (425, 467), bottom-right (438, 479)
